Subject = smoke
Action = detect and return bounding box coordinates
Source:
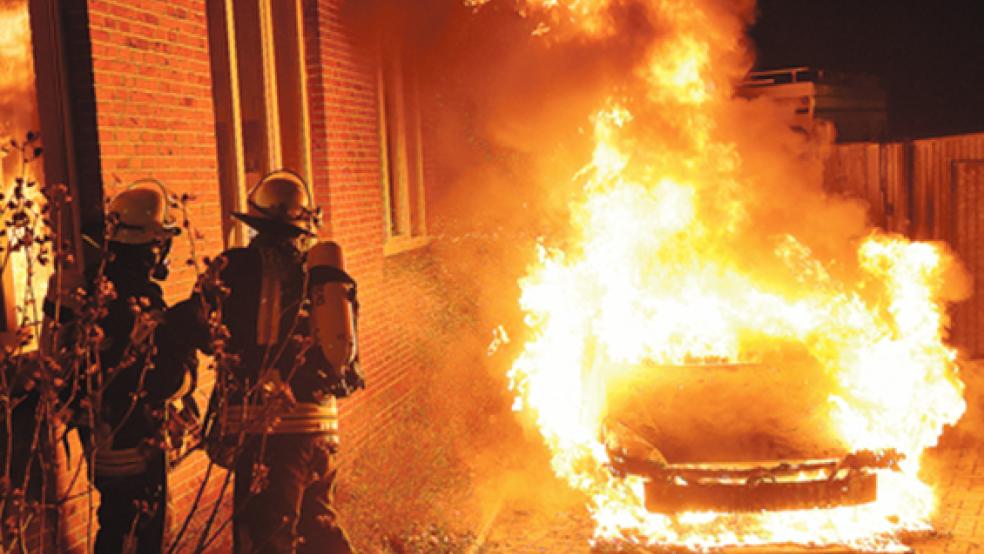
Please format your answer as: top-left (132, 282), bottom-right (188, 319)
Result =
top-left (343, 0), bottom-right (801, 490)
top-left (342, 0), bottom-right (694, 523)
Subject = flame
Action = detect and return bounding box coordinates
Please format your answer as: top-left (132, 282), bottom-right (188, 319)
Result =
top-left (0, 0), bottom-right (32, 137)
top-left (505, 0), bottom-right (965, 550)
top-left (0, 0), bottom-right (47, 331)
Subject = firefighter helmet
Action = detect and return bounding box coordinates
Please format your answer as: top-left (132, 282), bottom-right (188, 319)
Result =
top-left (232, 169), bottom-right (317, 236)
top-left (107, 179), bottom-right (179, 245)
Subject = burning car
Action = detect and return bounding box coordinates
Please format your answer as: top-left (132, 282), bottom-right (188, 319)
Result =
top-left (603, 361), bottom-right (903, 514)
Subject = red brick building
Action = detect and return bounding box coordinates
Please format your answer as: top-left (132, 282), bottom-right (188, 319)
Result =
top-left (8, 0), bottom-right (439, 549)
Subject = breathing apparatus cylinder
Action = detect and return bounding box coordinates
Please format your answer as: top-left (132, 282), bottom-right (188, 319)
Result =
top-left (306, 241), bottom-right (358, 380)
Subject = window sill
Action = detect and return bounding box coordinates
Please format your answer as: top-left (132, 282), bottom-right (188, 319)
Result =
top-left (383, 235), bottom-right (431, 257)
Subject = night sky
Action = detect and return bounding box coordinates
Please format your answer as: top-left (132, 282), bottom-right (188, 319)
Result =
top-left (749, 0), bottom-right (984, 139)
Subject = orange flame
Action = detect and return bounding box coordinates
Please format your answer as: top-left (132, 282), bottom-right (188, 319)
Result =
top-left (0, 0), bottom-right (47, 330)
top-left (0, 0), bottom-right (33, 137)
top-left (505, 0), bottom-right (966, 550)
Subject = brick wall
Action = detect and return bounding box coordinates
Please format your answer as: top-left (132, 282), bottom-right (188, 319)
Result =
top-left (303, 0), bottom-right (433, 463)
top-left (84, 0), bottom-right (224, 295)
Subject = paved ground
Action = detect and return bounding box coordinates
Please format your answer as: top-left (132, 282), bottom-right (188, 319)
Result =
top-left (160, 400), bottom-right (984, 554)
top-left (335, 368), bottom-right (984, 554)
top-left (911, 434), bottom-right (984, 554)
top-left (183, 412), bottom-right (984, 554)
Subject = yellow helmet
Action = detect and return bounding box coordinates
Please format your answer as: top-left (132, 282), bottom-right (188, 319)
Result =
top-left (233, 169), bottom-right (317, 236)
top-left (107, 179), bottom-right (178, 245)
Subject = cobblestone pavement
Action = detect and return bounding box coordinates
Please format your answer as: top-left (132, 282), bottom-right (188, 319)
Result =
top-left (475, 437), bottom-right (984, 554)
top-left (911, 435), bottom-right (984, 554)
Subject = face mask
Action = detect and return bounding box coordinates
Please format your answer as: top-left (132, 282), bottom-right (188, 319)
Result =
top-left (294, 234), bottom-right (317, 253)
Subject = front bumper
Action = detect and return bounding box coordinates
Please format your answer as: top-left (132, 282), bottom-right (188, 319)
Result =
top-left (610, 443), bottom-right (902, 513)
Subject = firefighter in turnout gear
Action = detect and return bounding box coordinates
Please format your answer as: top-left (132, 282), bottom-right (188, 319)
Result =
top-left (172, 170), bottom-right (363, 553)
top-left (42, 180), bottom-right (198, 554)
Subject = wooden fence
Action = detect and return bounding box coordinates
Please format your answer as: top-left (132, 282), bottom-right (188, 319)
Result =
top-left (824, 133), bottom-right (984, 358)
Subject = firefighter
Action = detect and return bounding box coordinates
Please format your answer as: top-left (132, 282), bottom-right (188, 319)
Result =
top-left (174, 170), bottom-right (363, 553)
top-left (42, 181), bottom-right (197, 553)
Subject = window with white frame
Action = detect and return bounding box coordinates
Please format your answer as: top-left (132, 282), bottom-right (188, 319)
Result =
top-left (206, 0), bottom-right (312, 247)
top-left (378, 38), bottom-right (428, 255)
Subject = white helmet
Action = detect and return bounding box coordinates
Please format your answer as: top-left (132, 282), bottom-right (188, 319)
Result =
top-left (232, 169), bottom-right (318, 236)
top-left (107, 179), bottom-right (179, 244)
